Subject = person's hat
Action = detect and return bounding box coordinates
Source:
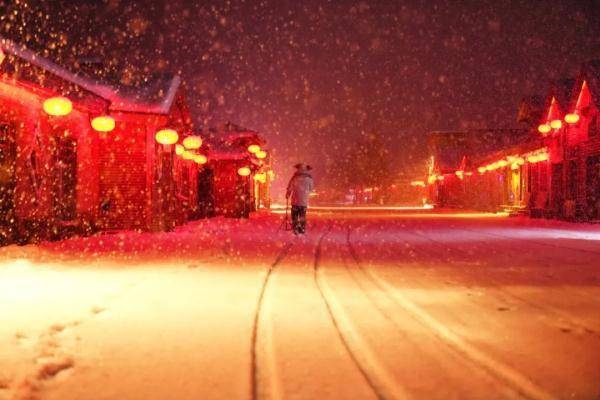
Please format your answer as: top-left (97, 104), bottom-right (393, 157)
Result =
top-left (294, 163), bottom-right (312, 171)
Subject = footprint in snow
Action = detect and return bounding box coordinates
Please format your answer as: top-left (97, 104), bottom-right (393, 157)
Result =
top-left (0, 376), bottom-right (9, 389)
top-left (36, 357), bottom-right (74, 380)
top-left (91, 306), bottom-right (106, 315)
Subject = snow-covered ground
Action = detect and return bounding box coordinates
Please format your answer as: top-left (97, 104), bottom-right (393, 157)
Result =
top-left (0, 210), bottom-right (599, 400)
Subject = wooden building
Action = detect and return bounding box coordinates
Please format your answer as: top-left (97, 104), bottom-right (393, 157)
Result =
top-left (204, 123), bottom-right (271, 218)
top-left (0, 37), bottom-right (192, 243)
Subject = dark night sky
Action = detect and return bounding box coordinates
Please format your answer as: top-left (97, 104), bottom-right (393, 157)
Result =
top-left (2, 0), bottom-right (600, 195)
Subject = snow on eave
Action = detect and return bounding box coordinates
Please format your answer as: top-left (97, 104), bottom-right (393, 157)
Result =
top-left (107, 75), bottom-right (181, 115)
top-left (0, 37), bottom-right (180, 115)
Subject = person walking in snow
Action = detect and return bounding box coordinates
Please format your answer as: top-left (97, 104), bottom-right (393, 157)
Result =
top-left (286, 163), bottom-right (314, 235)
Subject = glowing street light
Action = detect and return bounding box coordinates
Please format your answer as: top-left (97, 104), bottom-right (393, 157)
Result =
top-left (248, 144), bottom-right (260, 153)
top-left (43, 96), bottom-right (72, 116)
top-left (175, 144), bottom-right (185, 156)
top-left (182, 150), bottom-right (195, 160)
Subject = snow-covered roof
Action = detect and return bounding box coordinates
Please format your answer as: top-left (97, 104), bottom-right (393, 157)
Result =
top-left (0, 36), bottom-right (180, 115)
top-left (579, 60), bottom-right (600, 106)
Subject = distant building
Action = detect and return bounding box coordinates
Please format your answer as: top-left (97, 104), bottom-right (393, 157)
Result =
top-left (421, 60), bottom-right (600, 222)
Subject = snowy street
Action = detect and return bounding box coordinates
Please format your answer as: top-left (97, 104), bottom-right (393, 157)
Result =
top-left (1, 210), bottom-right (599, 400)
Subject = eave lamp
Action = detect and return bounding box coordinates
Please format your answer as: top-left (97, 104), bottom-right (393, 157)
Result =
top-left (550, 119), bottom-right (562, 130)
top-left (248, 144), bottom-right (260, 154)
top-left (238, 166), bottom-right (251, 177)
top-left (43, 96), bottom-right (72, 117)
top-left (194, 154), bottom-right (208, 165)
top-left (175, 144), bottom-right (185, 156)
top-left (91, 115), bottom-right (116, 132)
top-left (183, 135), bottom-right (202, 150)
top-left (538, 124), bottom-right (551, 134)
top-left (564, 113), bottom-right (580, 124)
top-left (255, 150), bottom-right (267, 159)
top-left (155, 129), bottom-right (179, 146)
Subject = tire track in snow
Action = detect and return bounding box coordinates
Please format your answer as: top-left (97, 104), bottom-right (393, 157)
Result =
top-left (397, 227), bottom-right (599, 336)
top-left (345, 229), bottom-right (557, 400)
top-left (312, 224), bottom-right (396, 400)
top-left (250, 239), bottom-right (295, 400)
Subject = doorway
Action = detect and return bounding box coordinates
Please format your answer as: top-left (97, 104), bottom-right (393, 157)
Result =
top-left (0, 123), bottom-right (16, 241)
top-left (197, 167), bottom-right (215, 218)
top-left (53, 134), bottom-right (78, 221)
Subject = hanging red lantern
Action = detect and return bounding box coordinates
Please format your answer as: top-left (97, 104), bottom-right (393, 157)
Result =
top-left (155, 129), bottom-right (179, 145)
top-left (248, 144), bottom-right (260, 153)
top-left (194, 154), bottom-right (208, 164)
top-left (538, 124), bottom-right (551, 134)
top-left (550, 119), bottom-right (562, 130)
top-left (43, 97), bottom-right (72, 116)
top-left (183, 135), bottom-right (202, 149)
top-left (238, 166), bottom-right (251, 176)
top-left (564, 113), bottom-right (580, 124)
top-left (91, 115), bottom-right (115, 132)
